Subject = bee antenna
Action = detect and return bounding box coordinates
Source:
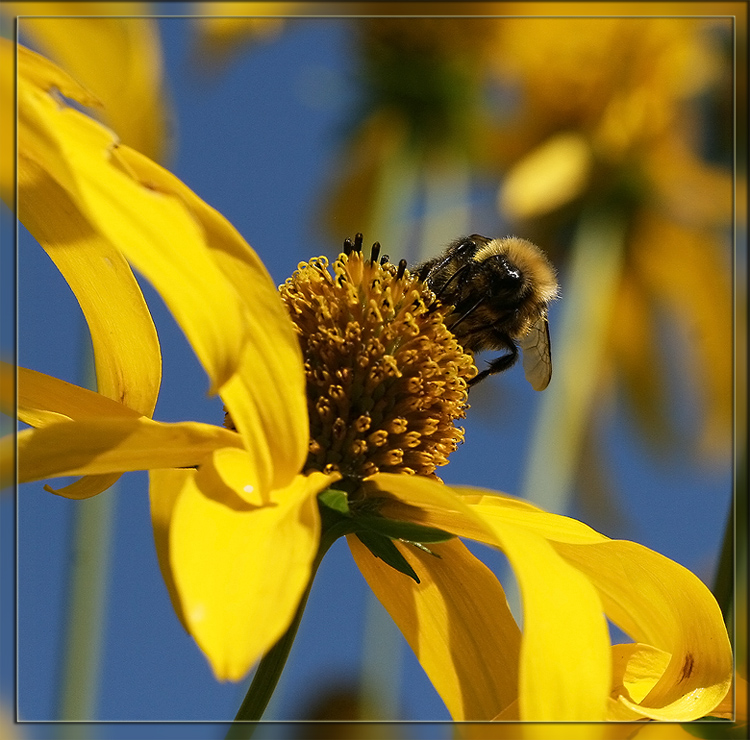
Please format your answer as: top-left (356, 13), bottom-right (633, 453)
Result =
top-left (353, 233), bottom-right (363, 252)
top-left (369, 242), bottom-right (381, 264)
top-left (343, 237), bottom-right (353, 255)
top-left (396, 259), bottom-right (407, 280)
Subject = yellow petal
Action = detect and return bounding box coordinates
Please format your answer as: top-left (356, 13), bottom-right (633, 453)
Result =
top-left (605, 643), bottom-right (675, 721)
top-left (450, 486), bottom-right (608, 545)
top-left (168, 469), bottom-right (332, 681)
top-left (371, 474), bottom-right (611, 721)
top-left (149, 467), bottom-right (192, 631)
top-left (11, 5), bottom-right (170, 162)
top-left (193, 446), bottom-right (270, 507)
top-left (349, 534), bottom-right (521, 720)
top-left (451, 489), bottom-right (732, 721)
top-left (17, 418), bottom-right (242, 486)
top-left (18, 155), bottom-right (162, 418)
top-left (13, 364), bottom-right (142, 428)
top-left (459, 722), bottom-right (636, 740)
top-left (115, 145), bottom-right (309, 491)
top-left (44, 473), bottom-right (123, 500)
top-left (17, 44), bottom-right (248, 396)
top-left (10, 364), bottom-right (148, 496)
top-left (557, 540), bottom-right (732, 721)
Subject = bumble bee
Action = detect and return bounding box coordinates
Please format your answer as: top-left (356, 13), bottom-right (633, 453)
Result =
top-left (415, 234), bottom-right (559, 389)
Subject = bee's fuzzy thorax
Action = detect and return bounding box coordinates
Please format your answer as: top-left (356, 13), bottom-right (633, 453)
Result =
top-left (477, 236), bottom-right (559, 305)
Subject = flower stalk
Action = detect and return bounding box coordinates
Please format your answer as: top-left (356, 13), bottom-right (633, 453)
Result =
top-left (225, 498), bottom-right (348, 732)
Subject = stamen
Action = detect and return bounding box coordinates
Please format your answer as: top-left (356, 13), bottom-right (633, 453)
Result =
top-left (275, 242), bottom-right (478, 480)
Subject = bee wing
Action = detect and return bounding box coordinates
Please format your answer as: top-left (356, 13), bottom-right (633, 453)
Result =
top-left (520, 315), bottom-right (552, 391)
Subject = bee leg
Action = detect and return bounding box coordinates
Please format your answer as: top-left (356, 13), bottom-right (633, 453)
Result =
top-left (468, 342), bottom-right (518, 387)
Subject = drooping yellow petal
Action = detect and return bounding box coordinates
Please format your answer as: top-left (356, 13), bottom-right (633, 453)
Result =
top-left (349, 534), bottom-right (521, 720)
top-left (168, 467), bottom-right (333, 681)
top-left (371, 474), bottom-right (611, 721)
top-left (17, 417), bottom-right (242, 489)
top-left (45, 473), bottom-right (124, 500)
top-left (18, 155), bottom-right (162, 418)
top-left (115, 145), bottom-right (309, 492)
top-left (10, 365), bottom-right (149, 498)
top-left (17, 43), bottom-right (248, 397)
top-left (558, 540), bottom-right (732, 721)
top-left (13, 365), bottom-right (142, 428)
top-left (10, 5), bottom-right (170, 162)
top-left (445, 488), bottom-right (732, 721)
top-left (497, 523), bottom-right (611, 721)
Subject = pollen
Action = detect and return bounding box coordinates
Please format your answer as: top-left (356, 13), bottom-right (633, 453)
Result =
top-left (277, 234), bottom-right (477, 480)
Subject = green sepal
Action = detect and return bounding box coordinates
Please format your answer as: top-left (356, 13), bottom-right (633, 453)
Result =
top-left (318, 487), bottom-right (351, 516)
top-left (355, 515), bottom-right (453, 544)
top-left (355, 530), bottom-right (420, 583)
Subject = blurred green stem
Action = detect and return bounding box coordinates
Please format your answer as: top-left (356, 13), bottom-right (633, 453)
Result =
top-left (56, 337), bottom-right (116, 736)
top-left (522, 204), bottom-right (627, 513)
top-left (366, 147), bottom-right (420, 262)
top-left (418, 153), bottom-right (471, 263)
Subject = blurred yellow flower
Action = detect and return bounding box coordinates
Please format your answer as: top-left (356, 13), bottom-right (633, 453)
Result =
top-left (489, 14), bottom-right (735, 463)
top-left (190, 2), bottom-right (307, 73)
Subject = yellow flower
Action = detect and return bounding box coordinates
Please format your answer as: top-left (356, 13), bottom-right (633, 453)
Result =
top-left (10, 356), bottom-right (733, 721)
top-left (9, 41), bottom-right (732, 723)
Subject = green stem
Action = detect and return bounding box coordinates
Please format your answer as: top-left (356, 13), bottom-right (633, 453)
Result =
top-left (225, 525), bottom-right (341, 737)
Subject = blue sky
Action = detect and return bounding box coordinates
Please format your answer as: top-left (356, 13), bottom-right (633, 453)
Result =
top-left (6, 11), bottom-right (736, 739)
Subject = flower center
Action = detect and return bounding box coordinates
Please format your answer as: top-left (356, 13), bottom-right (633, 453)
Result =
top-left (277, 235), bottom-right (477, 480)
